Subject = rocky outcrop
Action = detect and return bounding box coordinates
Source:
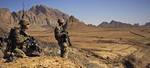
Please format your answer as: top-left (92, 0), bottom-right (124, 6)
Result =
top-left (98, 20), bottom-right (150, 28)
top-left (97, 21), bottom-right (109, 27)
top-left (14, 5), bottom-right (69, 27)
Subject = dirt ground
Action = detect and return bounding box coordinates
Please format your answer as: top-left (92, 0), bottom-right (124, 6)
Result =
top-left (0, 27), bottom-right (150, 68)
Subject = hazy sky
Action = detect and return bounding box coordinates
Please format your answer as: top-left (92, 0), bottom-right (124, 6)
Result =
top-left (0, 0), bottom-right (150, 25)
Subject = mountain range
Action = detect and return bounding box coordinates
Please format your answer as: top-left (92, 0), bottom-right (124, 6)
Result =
top-left (0, 4), bottom-right (149, 34)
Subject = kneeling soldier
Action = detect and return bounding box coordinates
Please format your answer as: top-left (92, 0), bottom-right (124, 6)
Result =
top-left (5, 19), bottom-right (30, 61)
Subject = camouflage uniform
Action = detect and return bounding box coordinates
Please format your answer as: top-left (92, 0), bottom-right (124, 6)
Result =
top-left (54, 19), bottom-right (69, 58)
top-left (7, 20), bottom-right (30, 58)
top-left (15, 28), bottom-right (29, 58)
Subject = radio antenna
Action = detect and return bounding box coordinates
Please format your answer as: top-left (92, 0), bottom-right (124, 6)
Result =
top-left (22, 0), bottom-right (25, 19)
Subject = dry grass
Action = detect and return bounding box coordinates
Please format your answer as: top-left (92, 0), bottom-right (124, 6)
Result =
top-left (0, 56), bottom-right (80, 68)
top-left (22, 27), bottom-right (150, 68)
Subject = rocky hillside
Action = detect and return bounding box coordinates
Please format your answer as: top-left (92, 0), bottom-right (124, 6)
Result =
top-left (0, 8), bottom-right (14, 33)
top-left (0, 4), bottom-right (90, 33)
top-left (98, 20), bottom-right (132, 28)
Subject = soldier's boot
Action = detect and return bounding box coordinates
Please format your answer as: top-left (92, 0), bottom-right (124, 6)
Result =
top-left (63, 43), bottom-right (69, 58)
top-left (5, 53), bottom-right (14, 62)
top-left (63, 49), bottom-right (68, 58)
top-left (60, 48), bottom-right (64, 58)
top-left (59, 43), bottom-right (64, 58)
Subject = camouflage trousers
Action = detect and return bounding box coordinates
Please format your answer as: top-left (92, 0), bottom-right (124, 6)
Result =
top-left (58, 42), bottom-right (69, 58)
top-left (13, 48), bottom-right (27, 58)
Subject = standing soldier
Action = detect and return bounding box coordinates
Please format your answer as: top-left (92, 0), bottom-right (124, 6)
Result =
top-left (54, 19), bottom-right (70, 58)
top-left (5, 19), bottom-right (30, 62)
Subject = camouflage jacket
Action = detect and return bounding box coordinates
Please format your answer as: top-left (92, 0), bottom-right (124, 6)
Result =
top-left (54, 26), bottom-right (67, 41)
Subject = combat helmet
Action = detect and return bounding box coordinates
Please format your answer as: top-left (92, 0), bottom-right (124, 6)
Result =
top-left (57, 18), bottom-right (65, 24)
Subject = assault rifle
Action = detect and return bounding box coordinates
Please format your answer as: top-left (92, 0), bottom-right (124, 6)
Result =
top-left (23, 36), bottom-right (42, 56)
